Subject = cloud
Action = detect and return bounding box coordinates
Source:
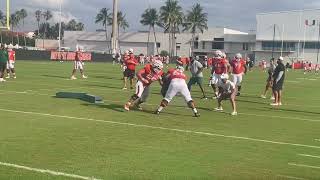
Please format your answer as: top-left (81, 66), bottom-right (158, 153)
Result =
top-left (51, 11), bottom-right (77, 23)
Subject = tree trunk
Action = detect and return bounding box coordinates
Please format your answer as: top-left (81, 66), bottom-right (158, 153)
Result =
top-left (168, 32), bottom-right (171, 58)
top-left (147, 26), bottom-right (151, 55)
top-left (118, 23), bottom-right (120, 51)
top-left (153, 26), bottom-right (159, 55)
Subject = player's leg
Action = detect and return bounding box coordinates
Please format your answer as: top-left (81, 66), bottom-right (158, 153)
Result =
top-left (236, 75), bottom-right (242, 96)
top-left (187, 77), bottom-right (196, 91)
top-left (230, 91), bottom-right (237, 115)
top-left (155, 82), bottom-right (177, 114)
top-left (214, 94), bottom-right (224, 111)
top-left (78, 62), bottom-right (87, 78)
top-left (122, 69), bottom-right (128, 90)
top-left (71, 61), bottom-right (77, 79)
top-left (134, 85), bottom-right (150, 110)
top-left (180, 82), bottom-right (200, 117)
top-left (0, 62), bottom-right (6, 82)
top-left (124, 81), bottom-right (144, 111)
top-left (129, 71), bottom-right (135, 89)
top-left (10, 62), bottom-right (16, 78)
top-left (5, 62), bottom-right (10, 78)
top-left (197, 77), bottom-right (207, 99)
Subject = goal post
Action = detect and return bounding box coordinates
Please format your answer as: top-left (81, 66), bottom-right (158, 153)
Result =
top-left (0, 0), bottom-right (10, 31)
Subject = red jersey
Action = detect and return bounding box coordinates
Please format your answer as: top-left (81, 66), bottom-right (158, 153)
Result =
top-left (8, 51), bottom-right (15, 61)
top-left (167, 68), bottom-right (187, 80)
top-left (213, 58), bottom-right (228, 74)
top-left (231, 59), bottom-right (246, 74)
top-left (125, 55), bottom-right (138, 71)
top-left (137, 64), bottom-right (163, 86)
top-left (177, 57), bottom-right (190, 65)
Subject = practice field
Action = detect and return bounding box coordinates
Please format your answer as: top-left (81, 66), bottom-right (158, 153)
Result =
top-left (1, 60), bottom-right (320, 180)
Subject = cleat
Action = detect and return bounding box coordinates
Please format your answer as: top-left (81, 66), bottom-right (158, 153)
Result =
top-left (82, 75), bottom-right (88, 79)
top-left (260, 95), bottom-right (266, 99)
top-left (212, 96), bottom-right (217, 99)
top-left (231, 111), bottom-right (238, 116)
top-left (270, 102), bottom-right (278, 106)
top-left (278, 102), bottom-right (282, 106)
top-left (70, 76), bottom-right (77, 80)
top-left (194, 112), bottom-right (200, 117)
top-left (214, 107), bottom-right (223, 111)
top-left (124, 103), bottom-right (130, 111)
top-left (154, 110), bottom-right (160, 115)
top-left (270, 96), bottom-right (275, 100)
top-left (0, 78), bottom-right (6, 82)
top-left (122, 87), bottom-right (127, 90)
top-left (5, 76), bottom-right (10, 79)
top-left (13, 76), bottom-right (16, 79)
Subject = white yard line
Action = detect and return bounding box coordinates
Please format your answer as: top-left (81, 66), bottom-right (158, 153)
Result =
top-left (276, 174), bottom-right (307, 180)
top-left (1, 108), bottom-right (320, 150)
top-left (298, 154), bottom-right (320, 159)
top-left (288, 163), bottom-right (320, 169)
top-left (0, 162), bottom-right (101, 180)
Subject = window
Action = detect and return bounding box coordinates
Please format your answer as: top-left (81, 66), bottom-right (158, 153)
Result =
top-left (303, 42), bottom-right (320, 49)
top-left (194, 41), bottom-right (199, 49)
top-left (243, 43), bottom-right (249, 51)
top-left (157, 43), bottom-right (161, 48)
top-left (261, 41), bottom-right (295, 51)
top-left (176, 43), bottom-right (181, 50)
top-left (202, 41), bottom-right (205, 49)
top-left (212, 38), bottom-right (224, 49)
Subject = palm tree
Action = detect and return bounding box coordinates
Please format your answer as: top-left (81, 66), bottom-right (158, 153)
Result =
top-left (141, 8), bottom-right (160, 55)
top-left (18, 9), bottom-right (28, 46)
top-left (42, 10), bottom-right (53, 39)
top-left (183, 3), bottom-right (208, 57)
top-left (0, 10), bottom-right (4, 25)
top-left (95, 8), bottom-right (111, 40)
top-left (67, 19), bottom-right (77, 30)
top-left (10, 12), bottom-right (21, 44)
top-left (35, 10), bottom-right (42, 37)
top-left (159, 0), bottom-right (184, 58)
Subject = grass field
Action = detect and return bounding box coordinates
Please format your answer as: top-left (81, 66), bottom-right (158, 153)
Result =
top-left (1, 60), bottom-right (320, 180)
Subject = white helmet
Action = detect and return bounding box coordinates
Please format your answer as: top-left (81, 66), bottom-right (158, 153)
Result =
top-left (204, 56), bottom-right (208, 59)
top-left (278, 56), bottom-right (284, 61)
top-left (129, 48), bottom-right (134, 54)
top-left (214, 50), bottom-right (223, 58)
top-left (176, 65), bottom-right (184, 72)
top-left (124, 50), bottom-right (129, 54)
top-left (222, 52), bottom-right (226, 58)
top-left (235, 53), bottom-right (242, 59)
top-left (220, 73), bottom-right (229, 80)
top-left (195, 56), bottom-right (200, 60)
top-left (152, 60), bottom-right (163, 70)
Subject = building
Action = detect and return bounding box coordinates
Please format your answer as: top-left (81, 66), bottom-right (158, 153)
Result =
top-left (255, 9), bottom-right (320, 63)
top-left (62, 27), bottom-right (255, 59)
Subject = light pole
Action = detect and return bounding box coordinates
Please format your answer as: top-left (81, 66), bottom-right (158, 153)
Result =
top-left (111, 0), bottom-right (118, 53)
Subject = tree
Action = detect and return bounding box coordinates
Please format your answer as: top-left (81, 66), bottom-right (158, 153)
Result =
top-left (141, 8), bottom-right (160, 55)
top-left (76, 22), bottom-right (84, 31)
top-left (95, 8), bottom-right (111, 40)
top-left (42, 10), bottom-right (53, 39)
top-left (18, 9), bottom-right (28, 46)
top-left (0, 10), bottom-right (4, 26)
top-left (183, 3), bottom-right (208, 57)
top-left (159, 0), bottom-right (184, 58)
top-left (35, 10), bottom-right (42, 37)
top-left (10, 12), bottom-right (21, 44)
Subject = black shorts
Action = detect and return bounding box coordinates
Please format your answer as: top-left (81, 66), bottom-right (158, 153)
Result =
top-left (123, 69), bottom-right (135, 79)
top-left (272, 81), bottom-right (283, 91)
top-left (0, 61), bottom-right (6, 72)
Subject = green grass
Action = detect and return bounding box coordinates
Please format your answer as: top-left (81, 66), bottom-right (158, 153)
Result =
top-left (1, 60), bottom-right (320, 180)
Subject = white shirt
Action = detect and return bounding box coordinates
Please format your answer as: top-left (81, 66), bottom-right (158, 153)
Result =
top-left (220, 80), bottom-right (236, 93)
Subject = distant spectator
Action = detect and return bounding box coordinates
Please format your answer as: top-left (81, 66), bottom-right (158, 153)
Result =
top-left (0, 44), bottom-right (8, 82)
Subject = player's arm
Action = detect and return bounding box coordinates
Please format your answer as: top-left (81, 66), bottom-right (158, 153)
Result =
top-left (136, 69), bottom-right (149, 84)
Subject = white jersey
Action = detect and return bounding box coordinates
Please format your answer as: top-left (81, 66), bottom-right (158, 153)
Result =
top-left (220, 80), bottom-right (236, 93)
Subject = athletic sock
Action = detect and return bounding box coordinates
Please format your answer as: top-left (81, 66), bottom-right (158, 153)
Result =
top-left (157, 106), bottom-right (164, 112)
top-left (192, 108), bottom-right (198, 114)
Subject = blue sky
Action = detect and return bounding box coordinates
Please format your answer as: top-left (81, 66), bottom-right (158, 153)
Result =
top-left (1, 0), bottom-right (320, 32)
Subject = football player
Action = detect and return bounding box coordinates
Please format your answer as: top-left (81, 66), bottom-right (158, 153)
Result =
top-left (214, 74), bottom-right (238, 116)
top-left (210, 50), bottom-right (229, 98)
top-left (6, 47), bottom-right (16, 79)
top-left (122, 49), bottom-right (138, 90)
top-left (230, 53), bottom-right (247, 96)
top-left (70, 49), bottom-right (87, 80)
top-left (155, 65), bottom-right (200, 117)
top-left (124, 60), bottom-right (164, 111)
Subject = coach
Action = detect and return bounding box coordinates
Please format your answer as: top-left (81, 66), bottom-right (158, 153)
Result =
top-left (271, 57), bottom-right (285, 106)
top-left (0, 44), bottom-right (8, 82)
